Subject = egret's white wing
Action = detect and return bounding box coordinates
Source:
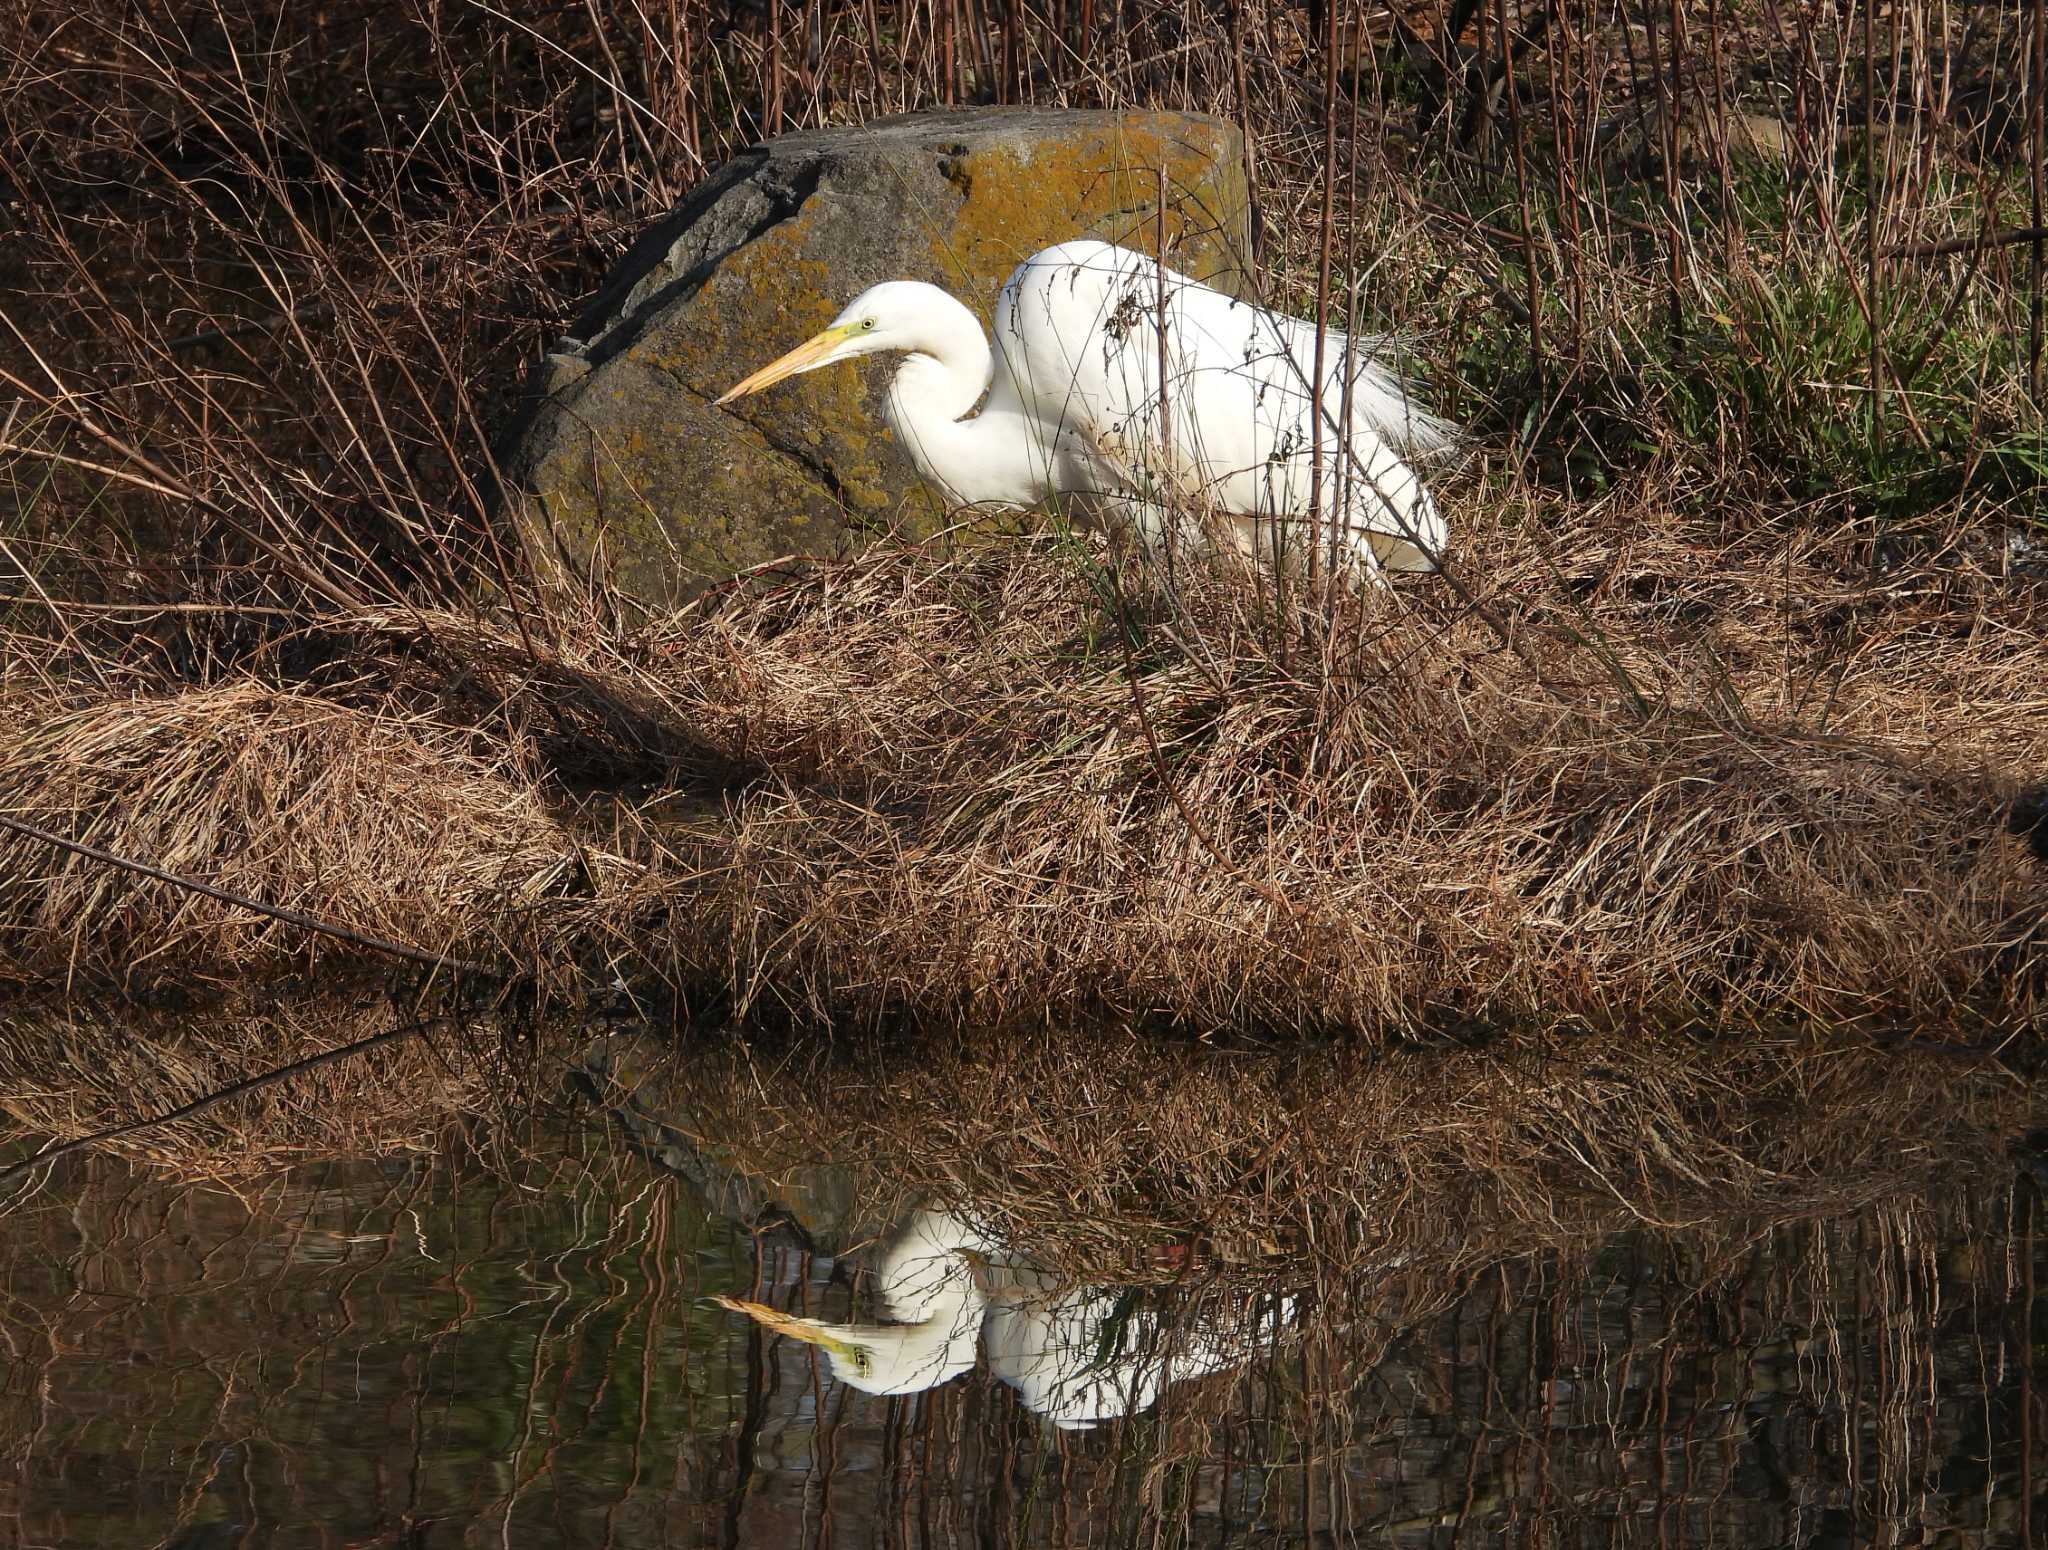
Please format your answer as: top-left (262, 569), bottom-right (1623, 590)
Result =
top-left (983, 1288), bottom-right (1171, 1430)
top-left (983, 1279), bottom-right (1301, 1431)
top-left (990, 241), bottom-right (1447, 572)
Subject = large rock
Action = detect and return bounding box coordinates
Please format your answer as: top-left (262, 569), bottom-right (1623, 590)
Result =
top-left (503, 109), bottom-right (1252, 606)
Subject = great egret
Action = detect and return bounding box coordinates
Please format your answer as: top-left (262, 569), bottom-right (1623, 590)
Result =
top-left (713, 1209), bottom-right (994, 1396)
top-left (716, 1207), bottom-right (1299, 1428)
top-left (716, 240), bottom-right (1453, 578)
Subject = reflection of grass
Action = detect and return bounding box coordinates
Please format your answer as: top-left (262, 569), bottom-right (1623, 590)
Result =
top-left (5, 1107), bottom-right (2039, 1548)
top-left (617, 1020), bottom-right (2042, 1297)
top-left (0, 1124), bottom-right (764, 1546)
top-left (21, 1002), bottom-right (2022, 1540)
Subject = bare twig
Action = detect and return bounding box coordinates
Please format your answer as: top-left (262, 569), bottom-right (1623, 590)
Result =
top-left (1883, 226), bottom-right (2048, 261)
top-left (0, 812), bottom-right (501, 977)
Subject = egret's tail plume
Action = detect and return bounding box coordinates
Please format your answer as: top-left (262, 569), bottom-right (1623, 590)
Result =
top-left (1348, 338), bottom-right (1460, 461)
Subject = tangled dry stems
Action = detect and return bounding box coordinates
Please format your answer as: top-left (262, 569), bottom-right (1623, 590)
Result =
top-left (0, 681), bottom-right (581, 990)
top-left (560, 511), bottom-right (2048, 1038)
top-left (5, 499), bottom-right (2043, 1043)
top-left (1, 532), bottom-right (2042, 1230)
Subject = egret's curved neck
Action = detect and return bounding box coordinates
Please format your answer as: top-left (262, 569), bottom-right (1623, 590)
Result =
top-left (874, 1210), bottom-right (1000, 1323)
top-left (881, 289), bottom-right (1045, 508)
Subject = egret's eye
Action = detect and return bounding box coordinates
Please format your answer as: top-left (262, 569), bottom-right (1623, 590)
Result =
top-left (861, 318), bottom-right (876, 331)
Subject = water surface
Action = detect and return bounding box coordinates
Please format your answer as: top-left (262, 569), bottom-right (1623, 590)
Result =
top-left (3, 1102), bottom-right (2041, 1548)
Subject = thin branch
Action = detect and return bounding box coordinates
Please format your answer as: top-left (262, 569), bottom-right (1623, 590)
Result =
top-left (0, 596), bottom-right (300, 615)
top-left (0, 812), bottom-right (501, 977)
top-left (1882, 225), bottom-right (2048, 261)
top-left (0, 438), bottom-right (208, 504)
top-left (0, 1015), bottom-right (444, 1194)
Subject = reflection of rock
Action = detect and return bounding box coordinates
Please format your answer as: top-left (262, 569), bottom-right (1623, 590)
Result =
top-left (581, 1033), bottom-right (1304, 1429)
top-left (576, 1032), bottom-right (874, 1254)
top-left (502, 108), bottom-right (1252, 605)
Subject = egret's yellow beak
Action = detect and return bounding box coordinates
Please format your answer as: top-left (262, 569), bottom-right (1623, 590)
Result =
top-left (713, 323), bottom-right (857, 405)
top-left (713, 1295), bottom-right (862, 1359)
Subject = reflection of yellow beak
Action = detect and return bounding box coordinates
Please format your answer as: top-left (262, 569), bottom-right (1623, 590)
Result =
top-left (714, 1294), bottom-right (861, 1359)
top-left (713, 324), bottom-right (856, 405)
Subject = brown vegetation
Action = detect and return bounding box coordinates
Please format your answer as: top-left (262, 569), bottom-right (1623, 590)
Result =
top-left (0, 995), bottom-right (499, 1174)
top-left (587, 1020), bottom-right (2041, 1297)
top-left (2, 507), bottom-right (2045, 1036)
top-left (0, 682), bottom-right (580, 990)
top-left (2, 0), bottom-right (2047, 1187)
top-left (580, 519), bottom-right (2048, 1036)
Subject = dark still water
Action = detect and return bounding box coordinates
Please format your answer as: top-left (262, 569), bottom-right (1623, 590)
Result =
top-left (1, 1044), bottom-right (2044, 1549)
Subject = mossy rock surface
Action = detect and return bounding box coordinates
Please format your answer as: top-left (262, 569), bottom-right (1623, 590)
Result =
top-left (503, 108), bottom-right (1252, 605)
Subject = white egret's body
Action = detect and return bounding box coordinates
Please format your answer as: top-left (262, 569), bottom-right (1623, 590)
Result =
top-left (985, 1273), bottom-right (1300, 1431)
top-left (716, 1207), bottom-right (1300, 1429)
top-left (718, 240), bottom-right (1452, 578)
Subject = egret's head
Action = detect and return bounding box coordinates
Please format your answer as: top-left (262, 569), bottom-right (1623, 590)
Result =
top-left (714, 283), bottom-right (931, 405)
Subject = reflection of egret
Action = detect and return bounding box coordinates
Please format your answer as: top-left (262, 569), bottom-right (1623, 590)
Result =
top-left (984, 1271), bottom-right (1300, 1432)
top-left (716, 1209), bottom-right (1298, 1429)
top-left (717, 240), bottom-right (1453, 579)
top-left (714, 1210), bottom-right (994, 1396)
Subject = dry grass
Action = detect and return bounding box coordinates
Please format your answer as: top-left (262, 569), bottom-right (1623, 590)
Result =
top-left (0, 681), bottom-right (584, 990)
top-left (2, 503), bottom-right (2042, 1041)
top-left (524, 507), bottom-right (2048, 1038)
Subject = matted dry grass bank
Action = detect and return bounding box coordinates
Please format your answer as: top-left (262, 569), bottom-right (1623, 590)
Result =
top-left (560, 511), bottom-right (2048, 1039)
top-left (0, 683), bottom-right (584, 991)
top-left (3, 507), bottom-right (2046, 1040)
